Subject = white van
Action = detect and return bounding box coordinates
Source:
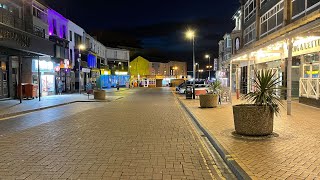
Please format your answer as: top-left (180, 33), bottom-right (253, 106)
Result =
top-left (178, 81), bottom-right (208, 94)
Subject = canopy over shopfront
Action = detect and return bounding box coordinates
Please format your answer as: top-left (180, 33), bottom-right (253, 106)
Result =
top-left (230, 12), bottom-right (320, 114)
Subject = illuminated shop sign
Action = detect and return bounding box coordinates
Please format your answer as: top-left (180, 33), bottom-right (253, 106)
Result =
top-left (306, 71), bottom-right (319, 75)
top-left (33, 60), bottom-right (59, 72)
top-left (293, 38), bottom-right (320, 53)
top-left (0, 28), bottom-right (31, 47)
top-left (60, 59), bottom-right (70, 69)
top-left (115, 71), bottom-right (128, 75)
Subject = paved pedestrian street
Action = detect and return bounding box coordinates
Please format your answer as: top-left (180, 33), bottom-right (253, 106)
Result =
top-left (0, 88), bottom-right (234, 180)
top-left (177, 93), bottom-right (320, 180)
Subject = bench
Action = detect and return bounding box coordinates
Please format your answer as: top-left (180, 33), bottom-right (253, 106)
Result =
top-left (195, 89), bottom-right (207, 98)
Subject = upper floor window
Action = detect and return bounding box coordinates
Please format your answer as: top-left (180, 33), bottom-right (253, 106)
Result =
top-left (244, 22), bottom-right (256, 45)
top-left (69, 31), bottom-right (73, 42)
top-left (62, 25), bottom-right (66, 39)
top-left (74, 33), bottom-right (82, 47)
top-left (292, 0), bottom-right (320, 19)
top-left (224, 36), bottom-right (232, 49)
top-left (52, 19), bottom-right (57, 35)
top-left (32, 5), bottom-right (47, 23)
top-left (244, 0), bottom-right (256, 22)
top-left (260, 1), bottom-right (284, 37)
top-left (114, 51), bottom-right (117, 59)
top-left (0, 3), bottom-right (21, 18)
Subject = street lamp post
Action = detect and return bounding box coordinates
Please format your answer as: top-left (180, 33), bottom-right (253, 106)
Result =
top-left (205, 54), bottom-right (211, 80)
top-left (198, 69), bottom-right (204, 79)
top-left (78, 44), bottom-right (85, 94)
top-left (195, 63), bottom-right (199, 79)
top-left (186, 30), bottom-right (196, 99)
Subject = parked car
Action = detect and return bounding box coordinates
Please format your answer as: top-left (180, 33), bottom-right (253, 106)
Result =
top-left (176, 82), bottom-right (185, 91)
top-left (178, 81), bottom-right (208, 94)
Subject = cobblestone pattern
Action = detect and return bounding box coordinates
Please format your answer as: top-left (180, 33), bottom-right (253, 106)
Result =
top-left (0, 88), bottom-right (228, 179)
top-left (178, 94), bottom-right (320, 180)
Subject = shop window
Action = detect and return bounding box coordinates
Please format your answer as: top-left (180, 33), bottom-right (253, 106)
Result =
top-left (304, 53), bottom-right (319, 63)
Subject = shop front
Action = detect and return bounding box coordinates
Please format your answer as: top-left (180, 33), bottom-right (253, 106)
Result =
top-left (0, 22), bottom-right (54, 100)
top-left (32, 58), bottom-right (59, 96)
top-left (231, 20), bottom-right (320, 108)
top-left (57, 59), bottom-right (74, 93)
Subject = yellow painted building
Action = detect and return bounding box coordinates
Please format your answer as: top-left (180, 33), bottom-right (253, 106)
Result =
top-left (130, 56), bottom-right (150, 76)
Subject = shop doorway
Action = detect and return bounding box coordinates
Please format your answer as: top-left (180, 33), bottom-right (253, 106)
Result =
top-left (42, 75), bottom-right (55, 96)
top-left (0, 61), bottom-right (8, 99)
top-left (0, 69), bottom-right (8, 98)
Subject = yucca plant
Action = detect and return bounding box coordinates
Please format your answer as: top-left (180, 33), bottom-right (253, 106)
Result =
top-left (243, 69), bottom-right (283, 115)
top-left (208, 80), bottom-right (222, 95)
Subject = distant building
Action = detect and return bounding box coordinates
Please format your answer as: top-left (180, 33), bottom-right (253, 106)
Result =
top-left (130, 56), bottom-right (187, 87)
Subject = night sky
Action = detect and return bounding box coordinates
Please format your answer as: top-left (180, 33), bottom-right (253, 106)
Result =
top-left (44, 0), bottom-right (239, 70)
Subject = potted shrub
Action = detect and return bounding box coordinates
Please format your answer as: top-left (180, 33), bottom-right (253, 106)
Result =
top-left (199, 81), bottom-right (221, 108)
top-left (233, 70), bottom-right (283, 136)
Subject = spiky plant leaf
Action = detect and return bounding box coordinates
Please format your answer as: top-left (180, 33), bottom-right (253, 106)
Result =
top-left (242, 70), bottom-right (284, 116)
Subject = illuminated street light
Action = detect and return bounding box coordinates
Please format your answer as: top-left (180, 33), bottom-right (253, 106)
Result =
top-left (185, 30), bottom-right (195, 40)
top-left (79, 44), bottom-right (86, 50)
top-left (185, 29), bottom-right (196, 99)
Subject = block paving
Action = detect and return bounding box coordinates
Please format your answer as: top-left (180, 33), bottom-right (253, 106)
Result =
top-left (0, 88), bottom-right (127, 118)
top-left (0, 88), bottom-right (233, 179)
top-left (177, 93), bottom-right (320, 180)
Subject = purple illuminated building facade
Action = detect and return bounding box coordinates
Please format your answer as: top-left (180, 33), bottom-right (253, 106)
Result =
top-left (47, 9), bottom-right (74, 93)
top-left (47, 9), bottom-right (69, 60)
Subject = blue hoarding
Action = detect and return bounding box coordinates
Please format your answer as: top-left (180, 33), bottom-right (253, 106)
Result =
top-left (100, 75), bottom-right (130, 88)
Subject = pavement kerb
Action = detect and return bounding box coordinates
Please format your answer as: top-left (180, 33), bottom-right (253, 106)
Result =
top-left (0, 98), bottom-right (121, 120)
top-left (175, 95), bottom-right (252, 180)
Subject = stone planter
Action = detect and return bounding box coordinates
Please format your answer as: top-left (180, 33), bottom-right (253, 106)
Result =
top-left (94, 90), bottom-right (106, 100)
top-left (199, 94), bottom-right (218, 108)
top-left (233, 105), bottom-right (274, 136)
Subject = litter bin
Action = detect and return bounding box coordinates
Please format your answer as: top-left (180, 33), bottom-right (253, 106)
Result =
top-left (25, 84), bottom-right (38, 99)
top-left (186, 85), bottom-right (193, 99)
